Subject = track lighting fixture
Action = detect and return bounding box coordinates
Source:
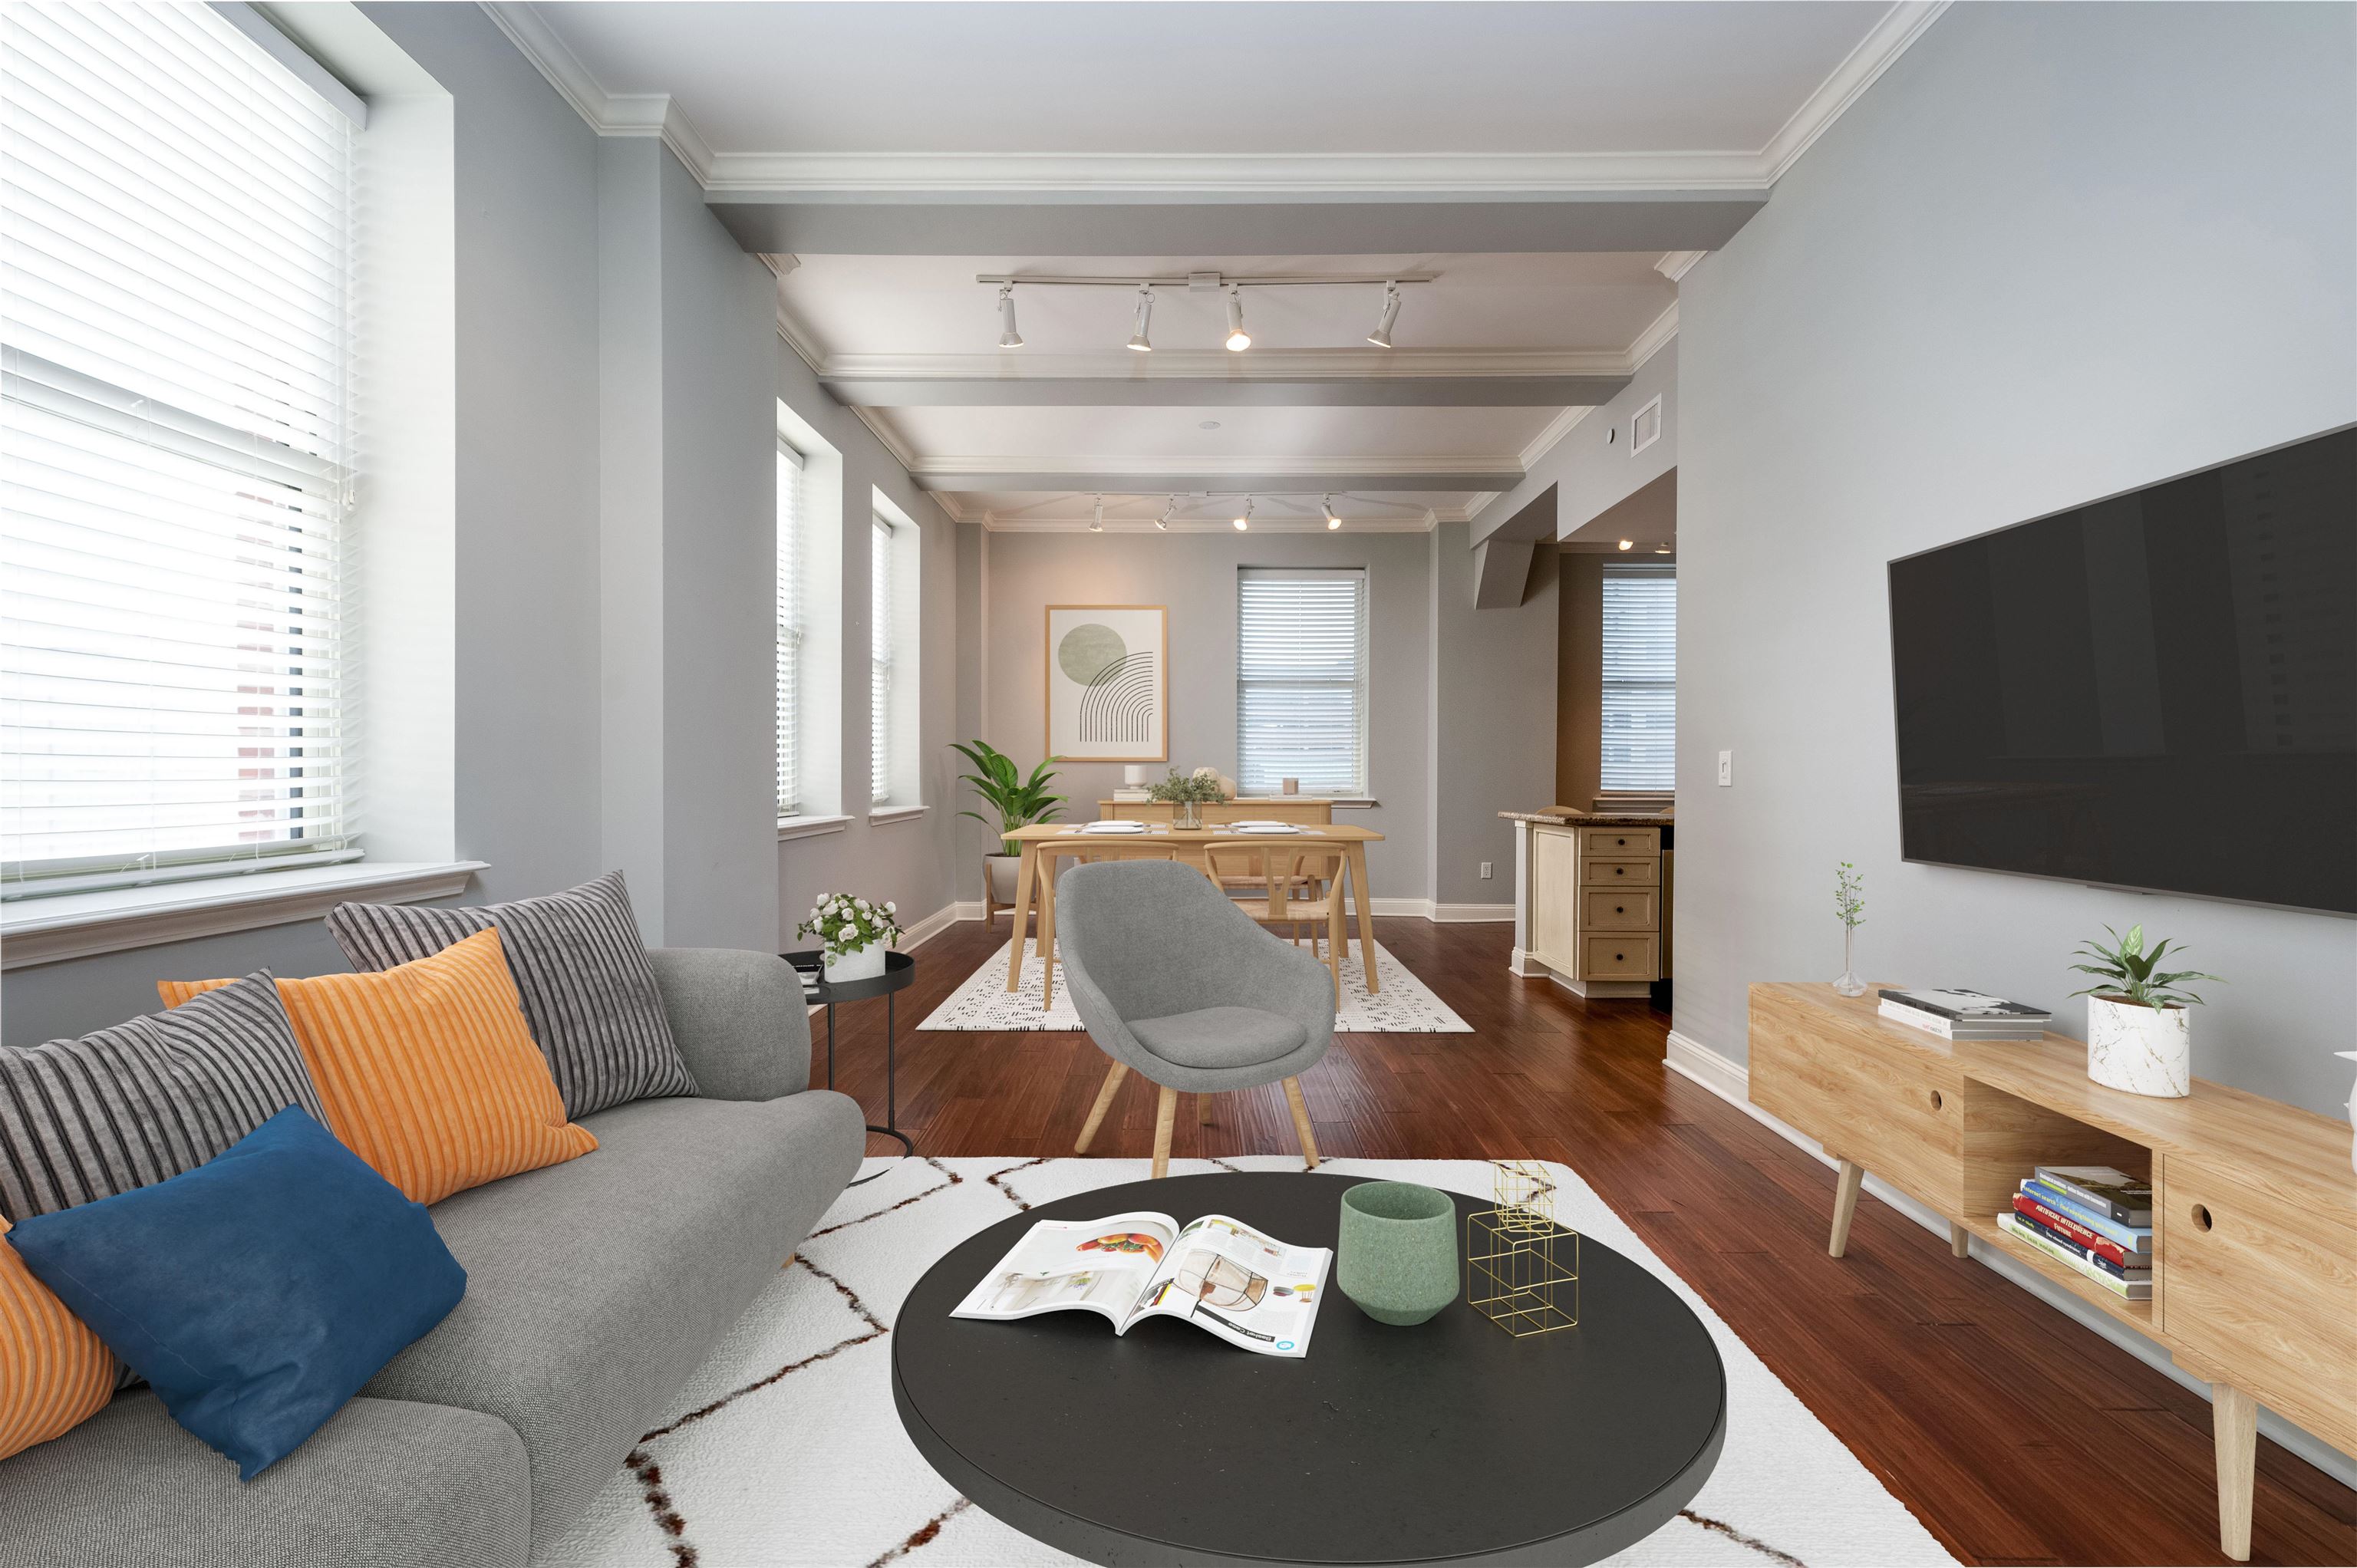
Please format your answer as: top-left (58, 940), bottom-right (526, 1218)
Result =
top-left (996, 285), bottom-right (1023, 348)
top-left (1366, 281), bottom-right (1403, 348)
top-left (1233, 497), bottom-right (1252, 531)
top-left (1323, 495), bottom-right (1342, 530)
top-left (1654, 546), bottom-right (1673, 555)
top-left (1126, 286), bottom-right (1153, 352)
top-left (1091, 495), bottom-right (1104, 532)
top-left (1224, 288), bottom-right (1250, 352)
top-left (1158, 496), bottom-right (1175, 532)
top-left (1617, 539), bottom-right (1634, 551)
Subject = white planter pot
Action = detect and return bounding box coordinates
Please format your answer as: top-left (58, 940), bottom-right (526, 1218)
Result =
top-left (985, 854), bottom-right (1020, 904)
top-left (2085, 994), bottom-right (2191, 1099)
top-left (823, 940), bottom-right (888, 983)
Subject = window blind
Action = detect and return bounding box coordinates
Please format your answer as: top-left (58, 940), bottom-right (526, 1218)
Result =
top-left (775, 441), bottom-right (803, 819)
top-left (869, 516), bottom-right (892, 807)
top-left (1600, 561), bottom-right (1676, 792)
top-left (1237, 568), bottom-right (1368, 796)
top-left (2, 2), bottom-right (357, 894)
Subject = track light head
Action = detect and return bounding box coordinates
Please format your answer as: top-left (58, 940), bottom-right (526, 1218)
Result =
top-left (1157, 495), bottom-right (1175, 532)
top-left (1366, 281), bottom-right (1403, 348)
top-left (1224, 288), bottom-right (1250, 352)
top-left (1323, 495), bottom-right (1341, 530)
top-left (1617, 539), bottom-right (1634, 552)
top-left (1090, 495), bottom-right (1104, 532)
top-left (1126, 285), bottom-right (1153, 352)
top-left (997, 285), bottom-right (1023, 349)
top-left (1232, 497), bottom-right (1252, 531)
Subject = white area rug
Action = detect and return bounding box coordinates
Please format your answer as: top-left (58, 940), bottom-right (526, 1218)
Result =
top-left (916, 938), bottom-right (1472, 1033)
top-left (545, 1157), bottom-right (1956, 1568)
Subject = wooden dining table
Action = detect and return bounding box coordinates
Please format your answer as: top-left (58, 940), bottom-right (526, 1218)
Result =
top-left (1000, 821), bottom-right (1387, 995)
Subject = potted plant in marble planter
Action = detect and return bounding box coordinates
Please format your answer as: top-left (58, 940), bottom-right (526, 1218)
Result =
top-left (799, 893), bottom-right (902, 982)
top-left (952, 740), bottom-right (1063, 911)
top-left (2067, 924), bottom-right (2221, 1099)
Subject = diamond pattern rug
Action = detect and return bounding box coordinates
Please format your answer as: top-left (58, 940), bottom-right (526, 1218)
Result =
top-left (543, 1157), bottom-right (1957, 1568)
top-left (915, 937), bottom-right (1472, 1033)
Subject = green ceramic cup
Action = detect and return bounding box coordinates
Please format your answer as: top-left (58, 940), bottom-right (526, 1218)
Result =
top-left (1336, 1181), bottom-right (1459, 1326)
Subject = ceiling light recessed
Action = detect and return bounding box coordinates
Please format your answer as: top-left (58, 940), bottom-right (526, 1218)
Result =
top-left (1224, 288), bottom-right (1250, 352)
top-left (1323, 495), bottom-right (1341, 530)
top-left (1126, 285), bottom-right (1153, 352)
top-left (1617, 539), bottom-right (1634, 551)
top-left (1233, 497), bottom-right (1252, 531)
top-left (1090, 495), bottom-right (1104, 533)
top-left (1198, 420), bottom-right (1221, 430)
top-left (996, 284), bottom-right (1022, 349)
top-left (1366, 281), bottom-right (1403, 348)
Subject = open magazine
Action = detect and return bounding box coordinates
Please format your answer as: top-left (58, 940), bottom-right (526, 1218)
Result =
top-left (951, 1211), bottom-right (1331, 1358)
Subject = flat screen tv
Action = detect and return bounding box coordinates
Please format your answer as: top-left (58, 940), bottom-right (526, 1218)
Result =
top-left (1888, 426), bottom-right (2355, 916)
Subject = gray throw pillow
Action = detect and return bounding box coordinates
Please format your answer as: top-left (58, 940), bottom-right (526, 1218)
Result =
top-left (325, 870), bottom-right (697, 1118)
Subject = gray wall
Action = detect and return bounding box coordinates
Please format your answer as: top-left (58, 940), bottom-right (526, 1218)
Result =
top-left (974, 530), bottom-right (1434, 903)
top-left (1472, 341), bottom-right (1680, 549)
top-left (1674, 2), bottom-right (2357, 1114)
top-left (1430, 522), bottom-right (1559, 907)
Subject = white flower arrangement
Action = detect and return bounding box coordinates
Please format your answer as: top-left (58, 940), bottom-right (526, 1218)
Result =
top-left (796, 892), bottom-right (902, 958)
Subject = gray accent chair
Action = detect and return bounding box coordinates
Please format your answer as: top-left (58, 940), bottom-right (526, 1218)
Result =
top-left (0, 949), bottom-right (865, 1568)
top-left (1053, 859), bottom-right (1336, 1178)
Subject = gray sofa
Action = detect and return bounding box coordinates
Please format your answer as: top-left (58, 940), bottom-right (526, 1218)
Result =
top-left (0, 948), bottom-right (866, 1568)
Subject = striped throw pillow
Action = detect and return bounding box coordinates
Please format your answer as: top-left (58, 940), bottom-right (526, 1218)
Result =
top-left (325, 871), bottom-right (697, 1118)
top-left (0, 1217), bottom-right (113, 1461)
top-left (160, 928), bottom-right (598, 1206)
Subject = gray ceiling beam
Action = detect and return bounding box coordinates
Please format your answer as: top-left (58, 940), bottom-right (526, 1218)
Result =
top-left (710, 191), bottom-right (1762, 256)
top-left (825, 375), bottom-right (1629, 409)
top-left (912, 469), bottom-right (1524, 494)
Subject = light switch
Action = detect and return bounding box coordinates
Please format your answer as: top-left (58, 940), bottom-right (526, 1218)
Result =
top-left (1717, 750), bottom-right (1733, 786)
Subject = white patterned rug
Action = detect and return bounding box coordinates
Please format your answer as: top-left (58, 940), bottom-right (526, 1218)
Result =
top-left (916, 938), bottom-right (1472, 1033)
top-left (544, 1157), bottom-right (1956, 1568)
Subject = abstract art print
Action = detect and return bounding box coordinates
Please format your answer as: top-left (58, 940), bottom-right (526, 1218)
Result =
top-left (1045, 604), bottom-right (1167, 762)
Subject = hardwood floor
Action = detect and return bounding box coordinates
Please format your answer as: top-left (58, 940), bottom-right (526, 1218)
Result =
top-left (809, 915), bottom-right (2356, 1567)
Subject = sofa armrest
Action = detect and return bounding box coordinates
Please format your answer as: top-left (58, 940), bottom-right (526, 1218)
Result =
top-left (646, 948), bottom-right (810, 1101)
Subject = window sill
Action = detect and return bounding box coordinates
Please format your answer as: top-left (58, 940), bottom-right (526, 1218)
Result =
top-left (1, 860), bottom-right (488, 972)
top-left (868, 804), bottom-right (928, 825)
top-left (777, 814), bottom-right (853, 843)
top-left (1329, 798), bottom-right (1380, 810)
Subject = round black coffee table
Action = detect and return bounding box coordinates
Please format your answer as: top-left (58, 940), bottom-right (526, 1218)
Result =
top-left (893, 1171), bottom-right (1725, 1566)
top-left (780, 948), bottom-right (915, 1180)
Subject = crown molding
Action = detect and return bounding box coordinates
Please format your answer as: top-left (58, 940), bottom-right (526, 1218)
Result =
top-left (917, 455), bottom-right (1522, 483)
top-left (1517, 405), bottom-right (1598, 473)
top-left (1654, 251), bottom-right (1706, 284)
top-left (814, 348), bottom-right (1637, 383)
top-left (479, 2), bottom-right (714, 181)
top-left (1627, 301), bottom-right (1680, 371)
top-left (1759, 1), bottom-right (1950, 183)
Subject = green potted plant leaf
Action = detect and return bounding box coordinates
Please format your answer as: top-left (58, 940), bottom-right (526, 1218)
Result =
top-left (2067, 924), bottom-right (2222, 1099)
top-left (952, 740), bottom-right (1063, 908)
top-left (1147, 766), bottom-right (1225, 828)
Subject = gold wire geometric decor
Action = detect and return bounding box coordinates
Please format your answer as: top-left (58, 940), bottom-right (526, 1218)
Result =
top-left (1465, 1159), bottom-right (1579, 1336)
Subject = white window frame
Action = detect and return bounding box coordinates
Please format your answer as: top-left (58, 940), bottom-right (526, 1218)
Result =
top-left (1235, 566), bottom-right (1370, 799)
top-left (1600, 559), bottom-right (1676, 794)
top-left (776, 437), bottom-right (806, 821)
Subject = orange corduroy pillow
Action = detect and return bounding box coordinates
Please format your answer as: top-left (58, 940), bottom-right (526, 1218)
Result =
top-left (160, 928), bottom-right (598, 1206)
top-left (0, 1217), bottom-right (114, 1461)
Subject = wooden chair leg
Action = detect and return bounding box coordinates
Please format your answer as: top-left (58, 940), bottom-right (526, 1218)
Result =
top-left (1198, 1090), bottom-right (1214, 1125)
top-left (1151, 1085), bottom-right (1178, 1180)
top-left (1282, 1076), bottom-right (1320, 1170)
top-left (1039, 864), bottom-right (1058, 1009)
top-left (1075, 1060), bottom-right (1128, 1153)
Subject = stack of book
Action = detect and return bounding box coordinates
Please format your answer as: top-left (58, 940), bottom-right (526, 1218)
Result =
top-left (1877, 987), bottom-right (2052, 1039)
top-left (1110, 788), bottom-right (1153, 802)
top-left (1998, 1165), bottom-right (2154, 1300)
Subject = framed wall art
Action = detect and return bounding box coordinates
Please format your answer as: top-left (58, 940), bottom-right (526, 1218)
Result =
top-left (1044, 604), bottom-right (1168, 763)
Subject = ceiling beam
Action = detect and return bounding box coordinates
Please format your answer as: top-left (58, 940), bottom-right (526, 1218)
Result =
top-left (911, 466), bottom-right (1525, 495)
top-left (826, 374), bottom-right (1628, 409)
top-left (710, 191), bottom-right (1764, 257)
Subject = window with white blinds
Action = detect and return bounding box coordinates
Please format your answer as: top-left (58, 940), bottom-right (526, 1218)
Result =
top-left (1236, 568), bottom-right (1368, 797)
top-left (1600, 561), bottom-right (1677, 792)
top-left (775, 440), bottom-right (803, 819)
top-left (869, 516), bottom-right (893, 807)
top-left (2, 2), bottom-right (357, 895)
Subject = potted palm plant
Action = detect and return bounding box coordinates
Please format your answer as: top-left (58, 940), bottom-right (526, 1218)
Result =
top-left (952, 740), bottom-right (1063, 910)
top-left (2067, 924), bottom-right (2222, 1099)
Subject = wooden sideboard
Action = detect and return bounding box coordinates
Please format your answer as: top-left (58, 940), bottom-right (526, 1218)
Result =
top-left (1101, 798), bottom-right (1333, 825)
top-left (1750, 982), bottom-right (2357, 1562)
top-left (1505, 811), bottom-right (1671, 997)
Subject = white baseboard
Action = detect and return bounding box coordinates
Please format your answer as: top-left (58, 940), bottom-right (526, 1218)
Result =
top-left (1430, 901), bottom-right (1516, 923)
top-left (894, 901), bottom-right (973, 953)
top-left (1660, 1029), bottom-right (2357, 1490)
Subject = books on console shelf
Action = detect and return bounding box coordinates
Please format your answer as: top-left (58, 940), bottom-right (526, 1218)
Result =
top-left (1110, 789), bottom-right (1152, 802)
top-left (1876, 988), bottom-right (2050, 1039)
top-left (2006, 1205), bottom-right (2149, 1281)
top-left (2012, 1192), bottom-right (2144, 1267)
top-left (1998, 1213), bottom-right (2153, 1299)
top-left (2019, 1178), bottom-right (2151, 1252)
top-left (2032, 1165), bottom-right (2151, 1226)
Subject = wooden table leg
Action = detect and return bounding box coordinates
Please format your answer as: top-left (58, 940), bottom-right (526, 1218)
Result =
top-left (1344, 842), bottom-right (1379, 993)
top-left (1948, 1220), bottom-right (1970, 1258)
top-left (2213, 1382), bottom-right (2256, 1562)
top-left (1828, 1158), bottom-right (1864, 1258)
top-left (1039, 855), bottom-right (1060, 1010)
top-left (1004, 842), bottom-right (1038, 990)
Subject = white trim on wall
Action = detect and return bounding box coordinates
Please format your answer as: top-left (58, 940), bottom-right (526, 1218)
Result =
top-left (1660, 1026), bottom-right (2357, 1493)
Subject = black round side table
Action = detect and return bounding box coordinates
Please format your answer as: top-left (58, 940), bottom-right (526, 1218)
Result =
top-left (780, 948), bottom-right (915, 1181)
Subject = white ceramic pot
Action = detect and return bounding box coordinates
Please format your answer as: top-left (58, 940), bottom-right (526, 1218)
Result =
top-left (2085, 994), bottom-right (2191, 1098)
top-left (823, 940), bottom-right (888, 983)
top-left (984, 854), bottom-right (1020, 905)
top-left (2337, 1051), bottom-right (2357, 1178)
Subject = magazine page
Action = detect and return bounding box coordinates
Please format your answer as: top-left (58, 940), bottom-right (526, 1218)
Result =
top-left (950, 1213), bottom-right (1178, 1327)
top-left (1122, 1213), bottom-right (1331, 1358)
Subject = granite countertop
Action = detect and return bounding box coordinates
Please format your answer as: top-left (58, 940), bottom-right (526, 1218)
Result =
top-left (1498, 807), bottom-right (1675, 826)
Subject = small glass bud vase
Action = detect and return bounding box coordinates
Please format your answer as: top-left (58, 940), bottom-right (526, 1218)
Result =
top-left (1174, 799), bottom-right (1202, 829)
top-left (1835, 927), bottom-right (1866, 997)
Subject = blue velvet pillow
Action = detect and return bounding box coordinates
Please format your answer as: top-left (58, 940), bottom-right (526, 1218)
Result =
top-left (8, 1105), bottom-right (465, 1480)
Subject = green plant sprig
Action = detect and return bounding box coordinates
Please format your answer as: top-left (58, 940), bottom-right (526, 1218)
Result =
top-left (1835, 861), bottom-right (1865, 930)
top-left (2067, 923), bottom-right (2223, 1010)
top-left (1146, 767), bottom-right (1225, 805)
top-left (951, 739), bottom-right (1063, 855)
